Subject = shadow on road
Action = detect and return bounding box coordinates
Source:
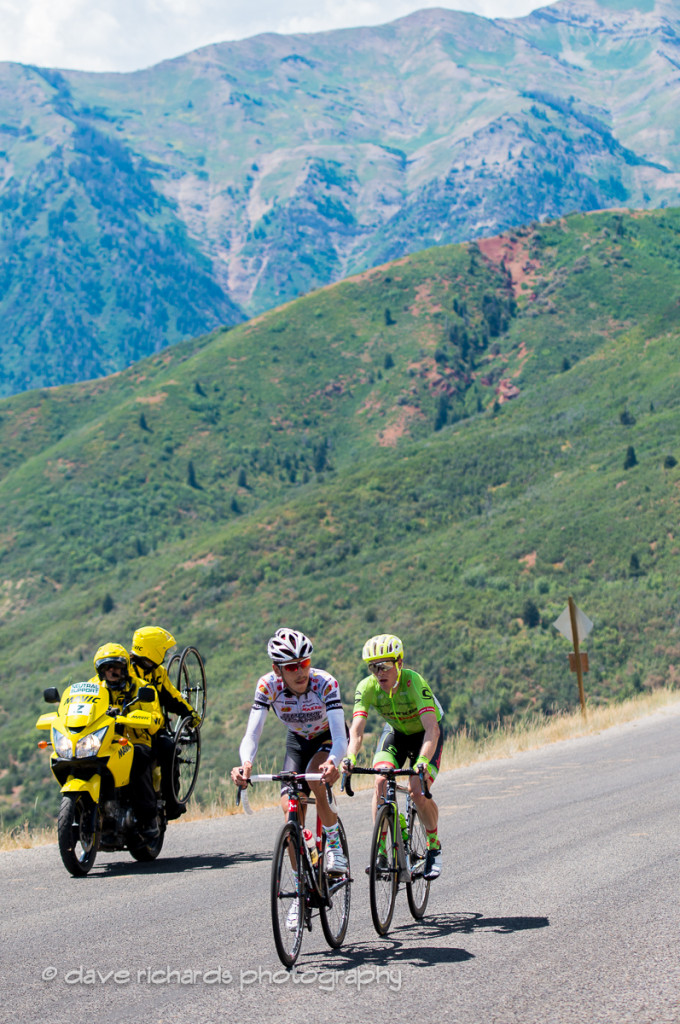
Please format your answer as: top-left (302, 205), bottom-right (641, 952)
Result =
top-left (88, 850), bottom-right (270, 877)
top-left (426, 911), bottom-right (551, 935)
top-left (299, 912), bottom-right (549, 970)
top-left (316, 935), bottom-right (473, 968)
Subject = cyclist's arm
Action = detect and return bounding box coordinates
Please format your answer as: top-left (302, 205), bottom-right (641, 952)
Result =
top-left (156, 667), bottom-right (195, 719)
top-left (237, 705), bottom-right (268, 767)
top-left (345, 714), bottom-right (366, 763)
top-left (327, 707), bottom-right (348, 766)
top-left (417, 710), bottom-right (440, 764)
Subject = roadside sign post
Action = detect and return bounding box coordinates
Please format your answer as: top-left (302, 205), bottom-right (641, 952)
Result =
top-left (553, 597), bottom-right (593, 718)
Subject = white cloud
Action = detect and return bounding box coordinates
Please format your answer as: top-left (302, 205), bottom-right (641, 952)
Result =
top-left (0, 0), bottom-right (544, 72)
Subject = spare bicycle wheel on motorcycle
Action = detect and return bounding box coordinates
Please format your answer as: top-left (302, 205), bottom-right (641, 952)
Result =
top-left (175, 647), bottom-right (207, 726)
top-left (170, 716), bottom-right (201, 805)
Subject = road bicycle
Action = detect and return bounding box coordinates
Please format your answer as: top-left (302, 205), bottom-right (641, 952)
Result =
top-left (238, 771), bottom-right (352, 968)
top-left (343, 765), bottom-right (431, 936)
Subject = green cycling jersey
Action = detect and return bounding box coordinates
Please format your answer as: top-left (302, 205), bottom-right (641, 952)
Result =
top-left (352, 667), bottom-right (443, 736)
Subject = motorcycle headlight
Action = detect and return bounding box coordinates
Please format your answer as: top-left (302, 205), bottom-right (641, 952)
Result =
top-left (52, 728), bottom-right (72, 759)
top-left (75, 727), bottom-right (108, 759)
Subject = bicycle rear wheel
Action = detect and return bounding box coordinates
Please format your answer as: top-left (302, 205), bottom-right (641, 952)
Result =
top-left (369, 803), bottom-right (398, 936)
top-left (319, 819), bottom-right (351, 948)
top-left (271, 821), bottom-right (305, 968)
top-left (405, 803), bottom-right (431, 919)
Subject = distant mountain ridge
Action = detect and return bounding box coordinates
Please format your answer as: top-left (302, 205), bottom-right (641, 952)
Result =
top-left (2, 0), bottom-right (680, 394)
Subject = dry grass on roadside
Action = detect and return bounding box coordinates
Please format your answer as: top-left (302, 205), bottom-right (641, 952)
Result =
top-left (3, 687), bottom-right (679, 850)
top-left (0, 820), bottom-right (58, 852)
top-left (440, 686), bottom-right (680, 771)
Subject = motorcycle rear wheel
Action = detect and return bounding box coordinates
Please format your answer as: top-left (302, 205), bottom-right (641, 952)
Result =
top-left (57, 793), bottom-right (100, 877)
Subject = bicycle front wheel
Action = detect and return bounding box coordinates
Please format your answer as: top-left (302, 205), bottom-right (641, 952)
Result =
top-left (271, 821), bottom-right (305, 968)
top-left (319, 818), bottom-right (351, 948)
top-left (405, 804), bottom-right (431, 919)
top-left (369, 803), bottom-right (398, 936)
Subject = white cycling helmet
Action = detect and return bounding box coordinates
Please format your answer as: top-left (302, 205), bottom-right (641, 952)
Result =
top-left (267, 628), bottom-right (313, 664)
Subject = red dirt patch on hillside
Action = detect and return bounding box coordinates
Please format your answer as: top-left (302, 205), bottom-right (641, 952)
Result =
top-left (409, 283), bottom-right (445, 318)
top-left (136, 393), bottom-right (167, 405)
top-left (519, 551), bottom-right (537, 571)
top-left (477, 233), bottom-right (541, 297)
top-left (377, 405), bottom-right (425, 446)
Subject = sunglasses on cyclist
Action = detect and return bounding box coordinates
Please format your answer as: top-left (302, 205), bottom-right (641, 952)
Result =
top-left (369, 660), bottom-right (397, 674)
top-left (280, 658), bottom-right (311, 672)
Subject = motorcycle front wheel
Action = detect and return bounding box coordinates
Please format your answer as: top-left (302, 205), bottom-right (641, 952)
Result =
top-left (57, 793), bottom-right (100, 877)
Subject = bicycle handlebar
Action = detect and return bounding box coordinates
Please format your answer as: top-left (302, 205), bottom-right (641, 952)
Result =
top-left (249, 772), bottom-right (324, 782)
top-left (341, 764), bottom-right (432, 799)
top-left (234, 771), bottom-right (324, 808)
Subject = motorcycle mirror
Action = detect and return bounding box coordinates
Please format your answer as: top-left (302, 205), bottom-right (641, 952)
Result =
top-left (43, 687), bottom-right (60, 704)
top-left (137, 686), bottom-right (156, 702)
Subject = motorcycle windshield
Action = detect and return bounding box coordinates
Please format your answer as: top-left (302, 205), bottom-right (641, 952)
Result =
top-left (61, 681), bottom-right (109, 729)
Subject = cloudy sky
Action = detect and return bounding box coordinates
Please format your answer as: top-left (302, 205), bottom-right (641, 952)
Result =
top-left (0, 0), bottom-right (547, 72)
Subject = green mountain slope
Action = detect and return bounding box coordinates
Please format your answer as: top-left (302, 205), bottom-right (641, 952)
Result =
top-left (3, 0), bottom-right (680, 394)
top-left (2, 206), bottom-right (680, 829)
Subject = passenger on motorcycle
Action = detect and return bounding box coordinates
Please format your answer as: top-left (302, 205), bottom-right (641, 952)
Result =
top-left (230, 627), bottom-right (348, 875)
top-left (130, 625), bottom-right (200, 818)
top-left (130, 626), bottom-right (200, 727)
top-left (93, 643), bottom-right (164, 840)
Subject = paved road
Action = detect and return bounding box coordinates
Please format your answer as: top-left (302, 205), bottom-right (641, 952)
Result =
top-left (3, 705), bottom-right (680, 1024)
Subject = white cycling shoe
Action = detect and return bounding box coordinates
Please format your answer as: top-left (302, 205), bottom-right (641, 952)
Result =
top-left (286, 901), bottom-right (299, 931)
top-left (325, 848), bottom-right (348, 875)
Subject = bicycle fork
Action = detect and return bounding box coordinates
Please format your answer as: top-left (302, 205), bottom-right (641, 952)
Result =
top-left (378, 801), bottom-right (411, 884)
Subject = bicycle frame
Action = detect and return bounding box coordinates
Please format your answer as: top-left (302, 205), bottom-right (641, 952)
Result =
top-left (343, 766), bottom-right (427, 879)
top-left (380, 775), bottom-right (413, 883)
top-left (343, 765), bottom-right (431, 934)
top-left (283, 774), bottom-right (328, 906)
top-left (239, 772), bottom-right (327, 897)
top-left (237, 771), bottom-right (351, 966)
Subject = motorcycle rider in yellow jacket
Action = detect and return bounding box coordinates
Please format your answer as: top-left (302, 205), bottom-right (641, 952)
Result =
top-left (93, 643), bottom-right (164, 839)
top-left (130, 626), bottom-right (200, 817)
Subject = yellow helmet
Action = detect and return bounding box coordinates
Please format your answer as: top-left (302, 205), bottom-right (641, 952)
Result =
top-left (362, 633), bottom-right (404, 663)
top-left (131, 625), bottom-right (176, 667)
top-left (94, 643), bottom-right (131, 688)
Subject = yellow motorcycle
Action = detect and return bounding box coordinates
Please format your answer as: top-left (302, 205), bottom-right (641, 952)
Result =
top-left (37, 680), bottom-right (200, 876)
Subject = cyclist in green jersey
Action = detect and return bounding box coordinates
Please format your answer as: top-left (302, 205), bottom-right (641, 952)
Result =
top-left (342, 633), bottom-right (444, 880)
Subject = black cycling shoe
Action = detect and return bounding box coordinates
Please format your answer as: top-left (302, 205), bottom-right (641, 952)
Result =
top-left (423, 845), bottom-right (442, 880)
top-left (365, 853), bottom-right (389, 875)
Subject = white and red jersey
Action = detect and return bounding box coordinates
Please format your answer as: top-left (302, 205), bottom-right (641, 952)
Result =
top-left (239, 668), bottom-right (346, 766)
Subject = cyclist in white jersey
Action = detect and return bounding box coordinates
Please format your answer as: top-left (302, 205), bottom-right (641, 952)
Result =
top-left (231, 628), bottom-right (348, 875)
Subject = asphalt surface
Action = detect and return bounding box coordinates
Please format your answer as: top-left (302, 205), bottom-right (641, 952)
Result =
top-left (3, 705), bottom-right (680, 1024)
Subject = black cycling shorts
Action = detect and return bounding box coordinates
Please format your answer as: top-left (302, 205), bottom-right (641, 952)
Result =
top-left (374, 722), bottom-right (444, 779)
top-left (280, 729), bottom-right (335, 797)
